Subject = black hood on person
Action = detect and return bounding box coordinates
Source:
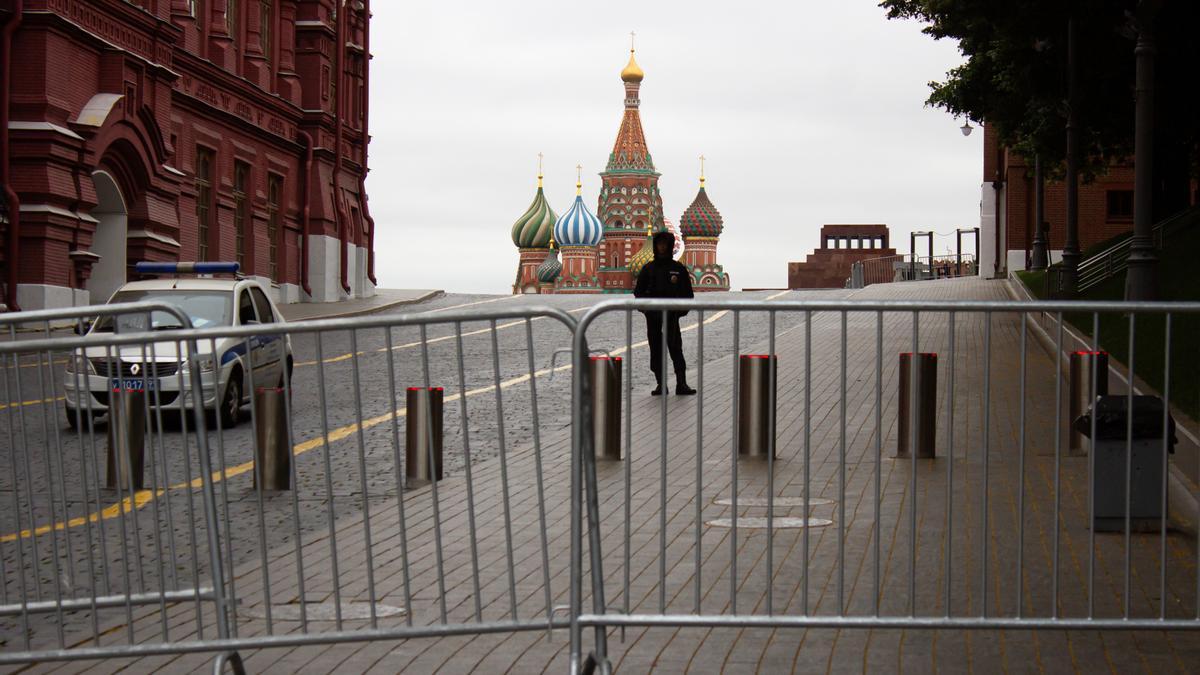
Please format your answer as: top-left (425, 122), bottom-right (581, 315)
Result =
top-left (652, 230), bottom-right (675, 260)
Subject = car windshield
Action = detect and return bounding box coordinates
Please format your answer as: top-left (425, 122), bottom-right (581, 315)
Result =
top-left (92, 290), bottom-right (233, 332)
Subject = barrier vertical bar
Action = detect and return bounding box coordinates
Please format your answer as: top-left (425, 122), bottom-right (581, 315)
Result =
top-left (946, 311), bottom-right (956, 617)
top-left (767, 310), bottom-right (777, 615)
top-left (875, 310), bottom-right (883, 616)
top-left (525, 318), bottom-right (555, 630)
top-left (33, 331), bottom-right (67, 646)
top-left (981, 312), bottom-right (991, 617)
top-left (1160, 314), bottom-right (1171, 620)
top-left (909, 311), bottom-right (918, 616)
top-left (383, 327), bottom-right (413, 628)
top-left (625, 310), bottom-right (633, 624)
top-left (349, 330), bottom-right (379, 628)
top-left (803, 310), bottom-right (811, 616)
top-left (660, 309), bottom-right (668, 614)
top-left (419, 324), bottom-right (448, 623)
top-left (694, 309), bottom-right (704, 615)
top-left (1124, 315), bottom-right (1135, 618)
top-left (488, 319), bottom-right (520, 621)
top-left (278, 331), bottom-right (309, 633)
top-left (840, 310), bottom-right (848, 614)
top-left (3, 345), bottom-right (32, 648)
top-left (1052, 314), bottom-right (1064, 618)
top-left (730, 310), bottom-right (740, 614)
top-left (312, 333), bottom-right (344, 629)
top-left (1017, 313), bottom-right (1028, 618)
top-left (209, 336), bottom-right (238, 635)
top-left (1088, 312), bottom-right (1099, 618)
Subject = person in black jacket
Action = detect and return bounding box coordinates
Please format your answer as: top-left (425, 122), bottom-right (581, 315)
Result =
top-left (633, 230), bottom-right (696, 396)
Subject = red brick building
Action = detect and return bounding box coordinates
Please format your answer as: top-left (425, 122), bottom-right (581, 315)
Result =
top-left (0, 0), bottom-right (374, 311)
top-left (979, 125), bottom-right (1134, 278)
top-left (788, 224), bottom-right (895, 289)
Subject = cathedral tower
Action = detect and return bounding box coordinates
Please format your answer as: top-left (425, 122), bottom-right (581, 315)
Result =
top-left (597, 36), bottom-right (665, 292)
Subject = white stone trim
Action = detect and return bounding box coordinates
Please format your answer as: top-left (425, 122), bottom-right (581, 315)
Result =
top-left (8, 121), bottom-right (85, 140)
top-left (127, 229), bottom-right (181, 248)
top-left (19, 203), bottom-right (99, 223)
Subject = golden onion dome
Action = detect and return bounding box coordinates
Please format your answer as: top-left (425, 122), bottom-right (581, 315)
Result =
top-left (620, 50), bottom-right (644, 83)
top-left (627, 226), bottom-right (655, 277)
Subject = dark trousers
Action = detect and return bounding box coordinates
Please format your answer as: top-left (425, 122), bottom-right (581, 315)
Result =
top-left (645, 312), bottom-right (686, 383)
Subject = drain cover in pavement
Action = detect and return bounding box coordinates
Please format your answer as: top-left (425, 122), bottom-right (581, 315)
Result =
top-left (713, 496), bottom-right (834, 507)
top-left (706, 517), bottom-right (833, 529)
top-left (243, 602), bottom-right (406, 621)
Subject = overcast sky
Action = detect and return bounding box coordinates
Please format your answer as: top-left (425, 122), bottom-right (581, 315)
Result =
top-left (365, 1), bottom-right (984, 293)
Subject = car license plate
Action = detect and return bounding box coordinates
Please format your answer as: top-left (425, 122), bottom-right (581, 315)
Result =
top-left (109, 378), bottom-right (156, 391)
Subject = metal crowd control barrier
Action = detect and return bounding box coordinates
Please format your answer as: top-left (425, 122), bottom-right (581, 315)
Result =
top-left (571, 297), bottom-right (1200, 675)
top-left (0, 301), bottom-right (577, 672)
top-left (897, 352), bottom-right (937, 458)
top-left (405, 386), bottom-right (444, 482)
top-left (1069, 350), bottom-right (1109, 454)
top-left (4, 295), bottom-right (1200, 673)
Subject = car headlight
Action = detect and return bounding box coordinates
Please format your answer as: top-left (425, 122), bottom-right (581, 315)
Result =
top-left (65, 355), bottom-right (94, 375)
top-left (186, 355), bottom-right (216, 374)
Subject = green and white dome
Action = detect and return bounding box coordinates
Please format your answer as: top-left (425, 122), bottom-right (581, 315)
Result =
top-left (511, 173), bottom-right (557, 249)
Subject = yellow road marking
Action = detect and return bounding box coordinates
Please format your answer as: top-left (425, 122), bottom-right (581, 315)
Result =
top-left (0, 308), bottom-right (731, 542)
top-left (0, 396), bottom-right (65, 411)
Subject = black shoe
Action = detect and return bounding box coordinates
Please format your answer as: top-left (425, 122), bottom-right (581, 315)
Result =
top-left (651, 385), bottom-right (665, 396)
top-left (675, 382), bottom-right (697, 396)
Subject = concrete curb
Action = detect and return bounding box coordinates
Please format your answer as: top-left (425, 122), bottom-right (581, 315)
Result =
top-left (1003, 277), bottom-right (1200, 535)
top-left (279, 290), bottom-right (444, 322)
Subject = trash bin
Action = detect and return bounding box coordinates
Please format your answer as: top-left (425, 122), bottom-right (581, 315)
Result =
top-left (106, 388), bottom-right (146, 491)
top-left (738, 355), bottom-right (777, 458)
top-left (1069, 351), bottom-right (1109, 454)
top-left (254, 387), bottom-right (291, 490)
top-left (1074, 395), bottom-right (1177, 532)
top-left (590, 356), bottom-right (622, 460)
top-left (406, 387), bottom-right (443, 483)
top-left (897, 353), bottom-right (937, 458)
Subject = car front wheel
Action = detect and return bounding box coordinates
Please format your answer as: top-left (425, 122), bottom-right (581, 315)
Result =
top-left (219, 371), bottom-right (242, 429)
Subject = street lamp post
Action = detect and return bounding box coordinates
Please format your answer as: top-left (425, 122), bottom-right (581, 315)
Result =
top-left (1029, 155), bottom-right (1050, 270)
top-left (1125, 1), bottom-right (1160, 301)
top-left (1060, 16), bottom-right (1082, 296)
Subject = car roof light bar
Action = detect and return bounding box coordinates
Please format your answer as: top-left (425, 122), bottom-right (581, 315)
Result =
top-left (135, 262), bottom-right (240, 275)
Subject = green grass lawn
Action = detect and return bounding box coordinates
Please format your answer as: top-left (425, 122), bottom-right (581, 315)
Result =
top-left (1016, 226), bottom-right (1200, 418)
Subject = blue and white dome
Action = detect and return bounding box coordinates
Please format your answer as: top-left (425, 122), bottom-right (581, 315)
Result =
top-left (554, 193), bottom-right (603, 247)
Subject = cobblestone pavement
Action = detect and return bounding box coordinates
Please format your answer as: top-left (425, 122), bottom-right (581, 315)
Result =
top-left (5, 280), bottom-right (1200, 673)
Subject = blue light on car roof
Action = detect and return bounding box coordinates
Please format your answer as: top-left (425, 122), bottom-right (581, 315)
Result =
top-left (135, 262), bottom-right (240, 275)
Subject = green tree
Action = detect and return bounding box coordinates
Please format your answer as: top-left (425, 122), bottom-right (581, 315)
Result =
top-left (882, 0), bottom-right (1198, 219)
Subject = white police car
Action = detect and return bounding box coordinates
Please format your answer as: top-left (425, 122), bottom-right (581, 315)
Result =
top-left (64, 262), bottom-right (293, 429)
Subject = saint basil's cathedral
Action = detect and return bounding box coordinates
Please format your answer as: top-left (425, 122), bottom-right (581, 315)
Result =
top-left (510, 44), bottom-right (730, 294)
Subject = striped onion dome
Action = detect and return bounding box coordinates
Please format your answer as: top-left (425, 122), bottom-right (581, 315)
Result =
top-left (680, 184), bottom-right (724, 238)
top-left (627, 227), bottom-right (655, 277)
top-left (536, 241), bottom-right (562, 283)
top-left (511, 180), bottom-right (557, 249)
top-left (554, 193), bottom-right (603, 248)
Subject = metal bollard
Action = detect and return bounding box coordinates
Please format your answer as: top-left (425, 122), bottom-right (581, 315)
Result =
top-left (897, 353), bottom-right (937, 458)
top-left (406, 387), bottom-right (443, 482)
top-left (254, 387), bottom-right (291, 490)
top-left (590, 356), bottom-right (623, 460)
top-left (1069, 350), bottom-right (1108, 455)
top-left (738, 355), bottom-right (777, 458)
top-left (106, 388), bottom-right (146, 491)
